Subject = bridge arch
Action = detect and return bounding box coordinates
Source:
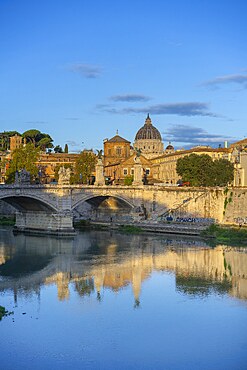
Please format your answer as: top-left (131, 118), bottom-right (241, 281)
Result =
top-left (72, 194), bottom-right (135, 211)
top-left (0, 194), bottom-right (58, 212)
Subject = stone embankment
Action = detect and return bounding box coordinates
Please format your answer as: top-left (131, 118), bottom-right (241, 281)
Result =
top-left (88, 220), bottom-right (209, 236)
top-left (133, 222), bottom-right (208, 236)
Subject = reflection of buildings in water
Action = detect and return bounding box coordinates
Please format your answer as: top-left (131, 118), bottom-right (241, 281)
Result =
top-left (45, 272), bottom-right (71, 301)
top-left (0, 247), bottom-right (7, 265)
top-left (0, 235), bottom-right (247, 304)
top-left (87, 245), bottom-right (247, 304)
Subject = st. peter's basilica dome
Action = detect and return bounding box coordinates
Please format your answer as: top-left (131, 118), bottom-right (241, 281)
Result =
top-left (134, 114), bottom-right (164, 158)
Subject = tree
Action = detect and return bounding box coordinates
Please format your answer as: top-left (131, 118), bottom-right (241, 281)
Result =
top-left (64, 144), bottom-right (68, 153)
top-left (54, 145), bottom-right (63, 153)
top-left (22, 130), bottom-right (53, 151)
top-left (38, 136), bottom-right (53, 151)
top-left (176, 154), bottom-right (213, 186)
top-left (5, 143), bottom-right (40, 183)
top-left (72, 151), bottom-right (96, 184)
top-left (22, 129), bottom-right (41, 145)
top-left (212, 158), bottom-right (234, 186)
top-left (176, 154), bottom-right (234, 187)
top-left (0, 131), bottom-right (21, 151)
top-left (2, 130), bottom-right (21, 136)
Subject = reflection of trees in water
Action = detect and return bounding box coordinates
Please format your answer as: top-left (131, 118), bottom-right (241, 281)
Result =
top-left (0, 229), bottom-right (247, 304)
top-left (0, 255), bottom-right (52, 277)
top-left (176, 274), bottom-right (232, 297)
top-left (74, 278), bottom-right (94, 297)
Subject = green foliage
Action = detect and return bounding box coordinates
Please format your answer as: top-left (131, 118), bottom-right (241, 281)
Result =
top-left (0, 216), bottom-right (15, 225)
top-left (2, 130), bottom-right (20, 136)
top-left (5, 143), bottom-right (40, 183)
top-left (213, 159), bottom-right (234, 186)
top-left (72, 151), bottom-right (96, 184)
top-left (176, 154), bottom-right (213, 186)
top-left (22, 129), bottom-right (41, 144)
top-left (22, 130), bottom-right (53, 150)
top-left (223, 256), bottom-right (227, 270)
top-left (119, 225), bottom-right (142, 233)
top-left (176, 274), bottom-right (231, 296)
top-left (0, 156), bottom-right (7, 171)
top-left (54, 145), bottom-right (63, 153)
top-left (224, 198), bottom-right (228, 209)
top-left (0, 305), bottom-right (7, 320)
top-left (0, 305), bottom-right (13, 320)
top-left (124, 175), bottom-right (134, 185)
top-left (201, 224), bottom-right (247, 246)
top-left (64, 144), bottom-right (68, 153)
top-left (74, 219), bottom-right (91, 228)
top-left (224, 187), bottom-right (229, 195)
top-left (176, 154), bottom-right (234, 187)
top-left (75, 278), bottom-right (94, 297)
top-left (0, 131), bottom-right (21, 151)
top-left (37, 136), bottom-right (53, 151)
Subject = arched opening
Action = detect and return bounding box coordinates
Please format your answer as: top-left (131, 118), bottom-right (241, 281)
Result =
top-left (0, 196), bottom-right (57, 212)
top-left (73, 195), bottom-right (134, 223)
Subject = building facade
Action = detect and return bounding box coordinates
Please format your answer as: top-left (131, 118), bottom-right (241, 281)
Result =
top-left (151, 146), bottom-right (230, 185)
top-left (103, 133), bottom-right (131, 166)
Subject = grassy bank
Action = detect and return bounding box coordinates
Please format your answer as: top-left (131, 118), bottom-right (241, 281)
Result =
top-left (201, 224), bottom-right (247, 246)
top-left (0, 216), bottom-right (15, 226)
top-left (74, 220), bottom-right (91, 228)
top-left (74, 220), bottom-right (142, 233)
top-left (118, 225), bottom-right (142, 233)
top-left (74, 220), bottom-right (109, 231)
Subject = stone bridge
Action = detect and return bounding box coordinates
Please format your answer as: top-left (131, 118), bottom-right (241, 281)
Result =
top-left (0, 184), bottom-right (246, 234)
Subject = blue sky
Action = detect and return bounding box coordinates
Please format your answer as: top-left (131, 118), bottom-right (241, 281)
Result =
top-left (0, 0), bottom-right (247, 152)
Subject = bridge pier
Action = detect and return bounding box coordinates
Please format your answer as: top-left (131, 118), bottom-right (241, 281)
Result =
top-left (14, 211), bottom-right (75, 236)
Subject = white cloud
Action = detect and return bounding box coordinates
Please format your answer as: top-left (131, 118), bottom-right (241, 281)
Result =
top-left (69, 63), bottom-right (102, 78)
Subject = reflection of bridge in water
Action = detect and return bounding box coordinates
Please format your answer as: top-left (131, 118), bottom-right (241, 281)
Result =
top-left (1, 184), bottom-right (244, 233)
top-left (0, 231), bottom-right (246, 305)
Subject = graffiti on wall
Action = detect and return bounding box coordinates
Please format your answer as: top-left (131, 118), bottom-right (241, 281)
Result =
top-left (234, 217), bottom-right (247, 225)
top-left (165, 216), bottom-right (214, 224)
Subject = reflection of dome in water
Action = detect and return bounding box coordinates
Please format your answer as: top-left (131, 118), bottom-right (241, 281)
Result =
top-left (135, 114), bottom-right (162, 141)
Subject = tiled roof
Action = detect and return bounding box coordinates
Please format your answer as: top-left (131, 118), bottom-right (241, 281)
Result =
top-left (107, 135), bottom-right (130, 143)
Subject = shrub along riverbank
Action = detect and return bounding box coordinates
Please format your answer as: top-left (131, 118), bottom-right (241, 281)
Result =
top-left (74, 220), bottom-right (142, 233)
top-left (201, 224), bottom-right (247, 246)
top-left (0, 216), bottom-right (15, 226)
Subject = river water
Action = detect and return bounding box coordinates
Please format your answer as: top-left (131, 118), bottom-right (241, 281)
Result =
top-left (1, 226), bottom-right (247, 370)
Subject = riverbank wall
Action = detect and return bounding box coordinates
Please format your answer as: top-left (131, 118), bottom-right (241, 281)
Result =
top-left (0, 186), bottom-right (247, 226)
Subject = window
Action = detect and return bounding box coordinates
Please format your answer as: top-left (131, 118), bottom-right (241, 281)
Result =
top-left (123, 168), bottom-right (128, 175)
top-left (116, 147), bottom-right (122, 156)
top-left (108, 149), bottom-right (111, 155)
top-left (131, 168), bottom-right (134, 175)
top-left (146, 168), bottom-right (150, 175)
